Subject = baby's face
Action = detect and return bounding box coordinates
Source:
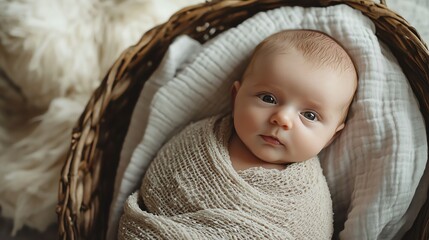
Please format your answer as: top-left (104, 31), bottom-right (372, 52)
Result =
top-left (232, 49), bottom-right (356, 164)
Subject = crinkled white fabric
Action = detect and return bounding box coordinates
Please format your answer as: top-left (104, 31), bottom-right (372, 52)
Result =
top-left (112, 4), bottom-right (427, 240)
top-left (119, 115), bottom-right (333, 239)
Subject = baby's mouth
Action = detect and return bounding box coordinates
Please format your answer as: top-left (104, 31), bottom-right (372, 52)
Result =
top-left (261, 135), bottom-right (284, 146)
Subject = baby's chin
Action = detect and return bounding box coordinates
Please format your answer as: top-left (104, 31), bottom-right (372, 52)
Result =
top-left (252, 151), bottom-right (293, 165)
top-left (256, 152), bottom-right (315, 165)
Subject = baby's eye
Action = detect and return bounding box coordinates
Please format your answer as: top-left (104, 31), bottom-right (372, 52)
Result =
top-left (301, 111), bottom-right (318, 121)
top-left (258, 94), bottom-right (277, 104)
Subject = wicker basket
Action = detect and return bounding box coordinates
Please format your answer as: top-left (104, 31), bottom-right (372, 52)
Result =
top-left (57, 0), bottom-right (429, 239)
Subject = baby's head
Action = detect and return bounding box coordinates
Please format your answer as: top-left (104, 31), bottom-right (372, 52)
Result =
top-left (231, 29), bottom-right (357, 164)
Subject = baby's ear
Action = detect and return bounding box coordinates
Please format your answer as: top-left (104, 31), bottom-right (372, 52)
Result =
top-left (230, 81), bottom-right (241, 113)
top-left (230, 81), bottom-right (241, 102)
top-left (325, 123), bottom-right (345, 147)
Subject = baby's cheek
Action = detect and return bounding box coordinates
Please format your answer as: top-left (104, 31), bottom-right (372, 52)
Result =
top-left (298, 132), bottom-right (325, 158)
top-left (311, 137), bottom-right (330, 155)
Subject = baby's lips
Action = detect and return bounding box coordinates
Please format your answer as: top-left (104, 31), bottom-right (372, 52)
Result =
top-left (261, 135), bottom-right (284, 146)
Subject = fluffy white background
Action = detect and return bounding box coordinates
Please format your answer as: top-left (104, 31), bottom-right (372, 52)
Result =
top-left (0, 0), bottom-right (428, 237)
top-left (0, 0), bottom-right (202, 235)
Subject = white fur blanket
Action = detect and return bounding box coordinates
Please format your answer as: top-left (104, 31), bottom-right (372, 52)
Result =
top-left (119, 115), bottom-right (333, 239)
top-left (0, 0), bottom-right (202, 235)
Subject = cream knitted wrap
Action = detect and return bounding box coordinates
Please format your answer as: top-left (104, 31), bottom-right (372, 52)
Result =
top-left (118, 115), bottom-right (333, 239)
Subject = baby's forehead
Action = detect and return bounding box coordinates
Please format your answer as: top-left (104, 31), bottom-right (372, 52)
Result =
top-left (257, 48), bottom-right (351, 74)
top-left (250, 49), bottom-right (351, 81)
top-left (250, 30), bottom-right (357, 76)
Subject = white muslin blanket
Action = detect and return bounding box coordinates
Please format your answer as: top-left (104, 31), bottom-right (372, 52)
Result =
top-left (119, 115), bottom-right (333, 239)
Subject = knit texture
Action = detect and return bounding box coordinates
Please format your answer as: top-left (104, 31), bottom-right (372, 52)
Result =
top-left (119, 114), bottom-right (333, 239)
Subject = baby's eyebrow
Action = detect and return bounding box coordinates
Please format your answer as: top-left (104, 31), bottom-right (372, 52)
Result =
top-left (305, 98), bottom-right (324, 110)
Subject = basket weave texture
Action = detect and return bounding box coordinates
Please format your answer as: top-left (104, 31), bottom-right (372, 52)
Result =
top-left (57, 0), bottom-right (429, 239)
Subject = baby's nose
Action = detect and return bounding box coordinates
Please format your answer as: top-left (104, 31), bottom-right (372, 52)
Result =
top-left (270, 110), bottom-right (293, 130)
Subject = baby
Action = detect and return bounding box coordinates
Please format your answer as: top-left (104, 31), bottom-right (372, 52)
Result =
top-left (229, 29), bottom-right (357, 171)
top-left (119, 29), bottom-right (357, 240)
